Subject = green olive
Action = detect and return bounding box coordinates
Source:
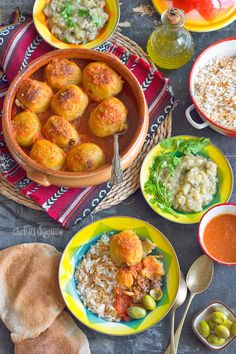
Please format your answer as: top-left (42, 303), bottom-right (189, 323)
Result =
top-left (215, 325), bottom-right (230, 339)
top-left (231, 322), bottom-right (236, 336)
top-left (150, 289), bottom-right (163, 301)
top-left (211, 311), bottom-right (227, 325)
top-left (224, 319), bottom-right (233, 331)
top-left (207, 319), bottom-right (217, 330)
top-left (127, 306), bottom-right (146, 319)
top-left (208, 334), bottom-right (226, 346)
top-left (211, 305), bottom-right (229, 317)
top-left (142, 295), bottom-right (156, 311)
top-left (198, 320), bottom-right (210, 338)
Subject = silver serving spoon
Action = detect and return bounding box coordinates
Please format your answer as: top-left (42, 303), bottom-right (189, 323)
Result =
top-left (169, 272), bottom-right (188, 354)
top-left (166, 255), bottom-right (214, 354)
top-left (110, 129), bottom-right (127, 186)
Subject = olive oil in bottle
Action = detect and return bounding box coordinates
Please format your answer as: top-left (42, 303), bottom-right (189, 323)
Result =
top-left (147, 7), bottom-right (194, 69)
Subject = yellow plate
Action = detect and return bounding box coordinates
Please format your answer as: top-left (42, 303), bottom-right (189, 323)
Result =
top-left (151, 0), bottom-right (236, 32)
top-left (59, 216), bottom-right (180, 335)
top-left (140, 136), bottom-right (233, 224)
top-left (33, 0), bottom-right (120, 49)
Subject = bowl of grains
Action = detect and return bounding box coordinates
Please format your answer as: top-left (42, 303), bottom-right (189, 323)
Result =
top-left (59, 216), bottom-right (180, 335)
top-left (187, 38), bottom-right (236, 137)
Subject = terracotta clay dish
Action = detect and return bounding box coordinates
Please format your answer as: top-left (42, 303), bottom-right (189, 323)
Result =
top-left (3, 49), bottom-right (149, 187)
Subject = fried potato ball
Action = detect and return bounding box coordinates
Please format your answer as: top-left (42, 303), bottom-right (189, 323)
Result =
top-left (109, 230), bottom-right (143, 266)
top-left (43, 115), bottom-right (79, 148)
top-left (13, 110), bottom-right (41, 147)
top-left (89, 97), bottom-right (128, 137)
top-left (50, 84), bottom-right (88, 121)
top-left (30, 139), bottom-right (65, 170)
top-left (16, 79), bottom-right (52, 113)
top-left (82, 62), bottom-right (123, 102)
top-left (66, 143), bottom-right (105, 172)
top-left (44, 58), bottom-right (82, 91)
top-left (141, 256), bottom-right (165, 280)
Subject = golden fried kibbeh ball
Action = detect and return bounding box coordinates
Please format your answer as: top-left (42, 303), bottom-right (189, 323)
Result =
top-left (50, 84), bottom-right (88, 121)
top-left (82, 62), bottom-right (123, 102)
top-left (66, 143), bottom-right (105, 172)
top-left (89, 97), bottom-right (128, 137)
top-left (44, 58), bottom-right (82, 91)
top-left (16, 79), bottom-right (52, 113)
top-left (13, 110), bottom-right (41, 147)
top-left (30, 139), bottom-right (65, 170)
top-left (43, 115), bottom-right (79, 149)
top-left (109, 230), bottom-right (143, 266)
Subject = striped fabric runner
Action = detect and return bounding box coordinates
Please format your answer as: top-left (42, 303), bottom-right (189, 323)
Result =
top-left (0, 13), bottom-right (174, 228)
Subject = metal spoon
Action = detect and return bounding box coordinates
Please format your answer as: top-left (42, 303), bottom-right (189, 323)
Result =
top-left (110, 129), bottom-right (127, 186)
top-left (169, 272), bottom-right (187, 354)
top-left (166, 255), bottom-right (214, 354)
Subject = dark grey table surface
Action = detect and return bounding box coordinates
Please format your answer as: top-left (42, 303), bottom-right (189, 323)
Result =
top-left (0, 1), bottom-right (236, 353)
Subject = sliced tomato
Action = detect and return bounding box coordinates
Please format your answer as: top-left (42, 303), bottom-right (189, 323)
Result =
top-left (172, 0), bottom-right (195, 13)
top-left (172, 0), bottom-right (234, 19)
top-left (195, 0), bottom-right (221, 20)
top-left (114, 288), bottom-right (133, 322)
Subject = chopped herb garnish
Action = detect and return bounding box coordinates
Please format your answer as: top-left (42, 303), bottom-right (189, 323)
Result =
top-left (66, 18), bottom-right (76, 28)
top-left (60, 2), bottom-right (73, 20)
top-left (78, 8), bottom-right (90, 17)
top-left (144, 137), bottom-right (211, 216)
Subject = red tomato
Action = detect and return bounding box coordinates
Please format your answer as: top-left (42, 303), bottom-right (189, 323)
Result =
top-left (114, 288), bottom-right (133, 321)
top-left (195, 0), bottom-right (220, 20)
top-left (172, 0), bottom-right (234, 19)
top-left (172, 0), bottom-right (195, 13)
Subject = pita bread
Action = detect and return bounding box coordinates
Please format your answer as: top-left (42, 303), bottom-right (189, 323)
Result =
top-left (15, 311), bottom-right (91, 354)
top-left (0, 243), bottom-right (65, 343)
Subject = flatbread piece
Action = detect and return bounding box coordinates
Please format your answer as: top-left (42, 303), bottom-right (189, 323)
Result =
top-left (0, 243), bottom-right (65, 342)
top-left (15, 311), bottom-right (91, 354)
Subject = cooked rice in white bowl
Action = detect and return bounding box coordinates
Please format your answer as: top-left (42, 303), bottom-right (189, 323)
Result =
top-left (194, 56), bottom-right (236, 130)
top-left (75, 235), bottom-right (120, 322)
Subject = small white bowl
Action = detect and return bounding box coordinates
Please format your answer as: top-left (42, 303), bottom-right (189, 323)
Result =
top-left (192, 301), bottom-right (236, 351)
top-left (187, 38), bottom-right (236, 137)
top-left (198, 203), bottom-right (236, 266)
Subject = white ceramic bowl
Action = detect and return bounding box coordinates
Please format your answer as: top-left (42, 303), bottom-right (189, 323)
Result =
top-left (192, 301), bottom-right (236, 351)
top-left (187, 38), bottom-right (236, 137)
top-left (198, 203), bottom-right (236, 266)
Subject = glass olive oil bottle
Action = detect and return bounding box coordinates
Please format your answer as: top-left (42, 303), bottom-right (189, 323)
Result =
top-left (147, 8), bottom-right (194, 69)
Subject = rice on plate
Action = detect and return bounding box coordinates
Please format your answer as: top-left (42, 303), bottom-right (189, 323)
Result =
top-left (75, 231), bottom-right (165, 322)
top-left (194, 56), bottom-right (236, 130)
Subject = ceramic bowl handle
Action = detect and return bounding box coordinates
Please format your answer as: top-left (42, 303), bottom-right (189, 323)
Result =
top-left (26, 169), bottom-right (51, 187)
top-left (185, 104), bottom-right (209, 129)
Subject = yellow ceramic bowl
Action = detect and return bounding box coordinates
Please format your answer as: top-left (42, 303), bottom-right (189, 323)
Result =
top-left (33, 0), bottom-right (120, 49)
top-left (59, 216), bottom-right (180, 335)
top-left (140, 136), bottom-right (233, 224)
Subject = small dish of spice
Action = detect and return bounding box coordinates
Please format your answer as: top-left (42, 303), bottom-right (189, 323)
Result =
top-left (192, 302), bottom-right (236, 350)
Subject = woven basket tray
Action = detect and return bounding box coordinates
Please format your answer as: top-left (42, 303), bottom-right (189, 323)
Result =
top-left (0, 32), bottom-right (172, 212)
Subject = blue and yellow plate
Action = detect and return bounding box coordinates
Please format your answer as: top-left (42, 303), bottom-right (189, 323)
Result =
top-left (59, 216), bottom-right (180, 335)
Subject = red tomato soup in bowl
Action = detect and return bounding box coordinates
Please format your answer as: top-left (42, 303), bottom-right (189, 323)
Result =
top-left (198, 203), bottom-right (236, 266)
